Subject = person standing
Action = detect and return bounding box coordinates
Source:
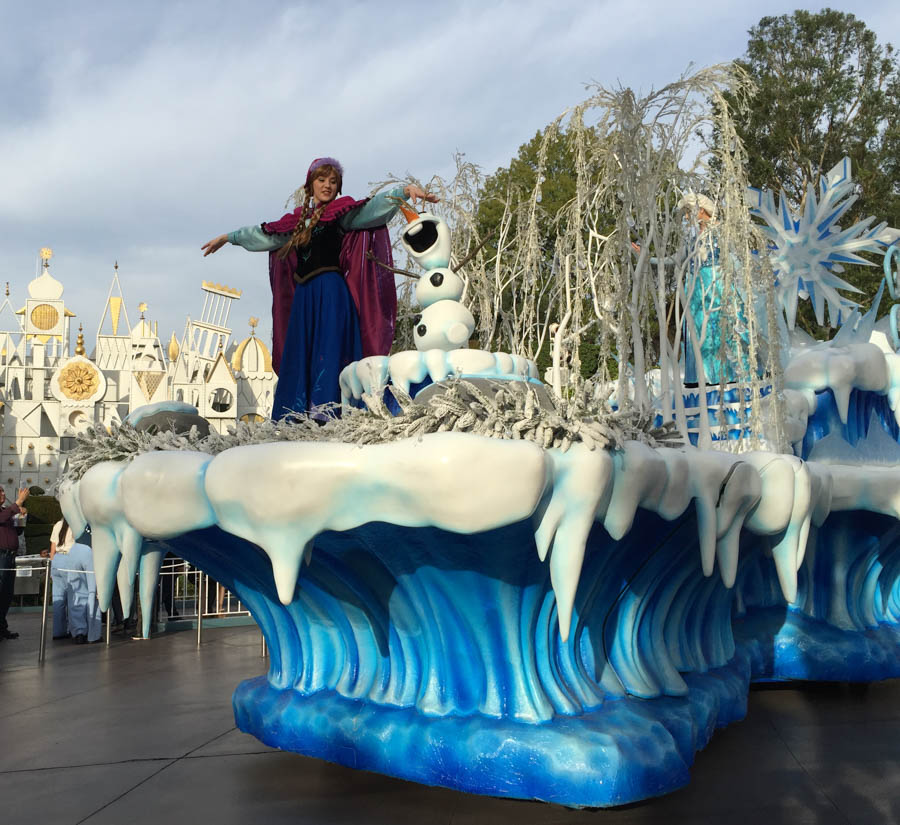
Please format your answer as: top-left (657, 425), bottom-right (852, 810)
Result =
top-left (0, 486), bottom-right (29, 641)
top-left (65, 541), bottom-right (102, 644)
top-left (202, 157), bottom-right (437, 417)
top-left (49, 518), bottom-right (75, 639)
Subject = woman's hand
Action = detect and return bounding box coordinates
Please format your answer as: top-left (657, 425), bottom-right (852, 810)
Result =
top-left (403, 184), bottom-right (439, 205)
top-left (202, 235), bottom-right (229, 257)
top-left (15, 487), bottom-right (28, 507)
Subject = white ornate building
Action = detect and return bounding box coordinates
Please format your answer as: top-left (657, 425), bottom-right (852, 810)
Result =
top-left (0, 250), bottom-right (275, 496)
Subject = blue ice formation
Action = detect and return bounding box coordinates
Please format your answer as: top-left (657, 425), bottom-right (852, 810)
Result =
top-left (59, 394), bottom-right (900, 806)
top-left (735, 508), bottom-right (900, 683)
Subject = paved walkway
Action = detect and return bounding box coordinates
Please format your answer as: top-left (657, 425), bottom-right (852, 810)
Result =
top-left (1, 612), bottom-right (898, 825)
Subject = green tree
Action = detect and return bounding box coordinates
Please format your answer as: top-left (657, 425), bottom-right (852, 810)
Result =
top-left (729, 8), bottom-right (900, 329)
top-left (476, 127), bottom-right (578, 250)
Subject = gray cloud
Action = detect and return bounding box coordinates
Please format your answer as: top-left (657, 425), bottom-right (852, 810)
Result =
top-left (2, 0), bottom-right (897, 351)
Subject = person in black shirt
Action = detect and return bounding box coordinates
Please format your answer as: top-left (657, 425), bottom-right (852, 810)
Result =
top-left (0, 486), bottom-right (29, 641)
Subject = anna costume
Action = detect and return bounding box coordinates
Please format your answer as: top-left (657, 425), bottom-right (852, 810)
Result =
top-left (227, 158), bottom-right (402, 418)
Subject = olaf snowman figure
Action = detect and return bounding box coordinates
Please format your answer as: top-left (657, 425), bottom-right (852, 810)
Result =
top-left (396, 203), bottom-right (476, 352)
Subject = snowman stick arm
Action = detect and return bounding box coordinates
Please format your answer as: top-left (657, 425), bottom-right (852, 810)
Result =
top-left (450, 228), bottom-right (497, 272)
top-left (365, 252), bottom-right (420, 280)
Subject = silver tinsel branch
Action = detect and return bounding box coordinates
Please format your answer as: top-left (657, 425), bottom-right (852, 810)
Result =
top-left (61, 378), bottom-right (680, 483)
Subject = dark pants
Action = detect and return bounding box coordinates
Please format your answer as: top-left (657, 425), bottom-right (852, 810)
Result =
top-left (0, 549), bottom-right (17, 632)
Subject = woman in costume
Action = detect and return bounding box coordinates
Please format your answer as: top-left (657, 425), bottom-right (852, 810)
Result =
top-left (202, 157), bottom-right (436, 418)
top-left (677, 193), bottom-right (750, 386)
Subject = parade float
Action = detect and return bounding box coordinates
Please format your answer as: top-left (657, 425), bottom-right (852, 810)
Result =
top-left (58, 66), bottom-right (900, 807)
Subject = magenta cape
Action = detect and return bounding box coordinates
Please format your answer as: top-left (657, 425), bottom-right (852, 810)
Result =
top-left (263, 196), bottom-right (397, 373)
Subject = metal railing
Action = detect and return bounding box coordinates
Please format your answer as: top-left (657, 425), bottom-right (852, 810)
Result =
top-left (156, 557), bottom-right (251, 623)
top-left (4, 554), bottom-right (268, 664)
top-left (2, 557), bottom-right (53, 664)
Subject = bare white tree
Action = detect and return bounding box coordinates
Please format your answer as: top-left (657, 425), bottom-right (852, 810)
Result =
top-left (377, 65), bottom-right (787, 452)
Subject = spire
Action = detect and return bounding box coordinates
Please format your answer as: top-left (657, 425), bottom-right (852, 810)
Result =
top-left (75, 323), bottom-right (86, 356)
top-left (29, 246), bottom-right (63, 300)
top-left (97, 261), bottom-right (130, 338)
top-left (167, 331), bottom-right (180, 362)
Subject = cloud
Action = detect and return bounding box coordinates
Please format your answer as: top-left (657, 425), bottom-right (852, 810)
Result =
top-left (1, 0), bottom-right (897, 350)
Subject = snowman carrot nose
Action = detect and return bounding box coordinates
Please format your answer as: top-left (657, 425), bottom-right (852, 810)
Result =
top-left (398, 201), bottom-right (421, 223)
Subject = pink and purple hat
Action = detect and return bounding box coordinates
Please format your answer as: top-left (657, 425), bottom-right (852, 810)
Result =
top-left (305, 157), bottom-right (344, 192)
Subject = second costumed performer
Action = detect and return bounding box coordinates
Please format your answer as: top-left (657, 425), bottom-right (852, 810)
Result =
top-left (203, 157), bottom-right (437, 419)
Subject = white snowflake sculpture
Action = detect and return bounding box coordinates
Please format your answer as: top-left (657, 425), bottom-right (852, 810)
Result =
top-left (747, 156), bottom-right (899, 330)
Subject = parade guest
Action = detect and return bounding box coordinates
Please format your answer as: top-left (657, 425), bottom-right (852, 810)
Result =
top-left (49, 517), bottom-right (76, 639)
top-left (51, 518), bottom-right (101, 644)
top-left (0, 486), bottom-right (28, 641)
top-left (202, 157), bottom-right (437, 418)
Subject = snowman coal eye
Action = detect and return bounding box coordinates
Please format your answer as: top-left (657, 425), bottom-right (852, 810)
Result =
top-left (429, 272), bottom-right (444, 287)
top-left (416, 324), bottom-right (427, 337)
top-left (413, 314), bottom-right (422, 325)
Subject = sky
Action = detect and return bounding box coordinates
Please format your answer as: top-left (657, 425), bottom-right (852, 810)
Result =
top-left (1, 0), bottom-right (898, 353)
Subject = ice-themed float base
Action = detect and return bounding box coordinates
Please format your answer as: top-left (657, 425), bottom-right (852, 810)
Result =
top-left (158, 517), bottom-right (754, 807)
top-left (63, 410), bottom-right (900, 807)
top-left (233, 659), bottom-right (751, 807)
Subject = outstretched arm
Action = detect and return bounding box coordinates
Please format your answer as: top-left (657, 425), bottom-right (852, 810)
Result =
top-left (202, 225), bottom-right (292, 255)
top-left (201, 235), bottom-right (229, 256)
top-left (341, 184), bottom-right (439, 231)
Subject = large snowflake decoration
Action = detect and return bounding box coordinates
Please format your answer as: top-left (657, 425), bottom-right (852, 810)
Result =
top-left (747, 157), bottom-right (899, 330)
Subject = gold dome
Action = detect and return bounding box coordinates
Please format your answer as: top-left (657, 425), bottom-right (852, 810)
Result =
top-left (231, 333), bottom-right (272, 374)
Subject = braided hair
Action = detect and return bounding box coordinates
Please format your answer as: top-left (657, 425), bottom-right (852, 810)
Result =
top-left (278, 164), bottom-right (343, 259)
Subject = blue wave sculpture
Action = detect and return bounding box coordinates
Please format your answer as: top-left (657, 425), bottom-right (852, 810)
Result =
top-left (61, 398), bottom-right (900, 807)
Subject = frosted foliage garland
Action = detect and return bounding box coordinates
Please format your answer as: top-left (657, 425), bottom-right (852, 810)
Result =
top-left (61, 379), bottom-right (680, 482)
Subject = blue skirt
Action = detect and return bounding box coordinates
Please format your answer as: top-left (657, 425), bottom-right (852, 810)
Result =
top-left (272, 271), bottom-right (362, 419)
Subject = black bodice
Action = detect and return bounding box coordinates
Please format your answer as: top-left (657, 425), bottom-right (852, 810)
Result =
top-left (295, 220), bottom-right (346, 284)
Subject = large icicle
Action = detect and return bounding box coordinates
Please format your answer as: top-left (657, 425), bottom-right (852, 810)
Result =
top-left (534, 445), bottom-right (614, 641)
top-left (202, 434), bottom-right (550, 606)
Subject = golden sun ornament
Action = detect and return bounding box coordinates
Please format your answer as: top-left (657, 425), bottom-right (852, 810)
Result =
top-left (58, 362), bottom-right (99, 401)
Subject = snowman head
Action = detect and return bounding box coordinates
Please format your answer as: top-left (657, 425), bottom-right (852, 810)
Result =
top-left (415, 267), bottom-right (464, 308)
top-left (400, 213), bottom-right (451, 270)
top-left (413, 300), bottom-right (475, 351)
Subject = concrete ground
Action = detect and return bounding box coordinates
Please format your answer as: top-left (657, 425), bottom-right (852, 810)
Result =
top-left (1, 612), bottom-right (899, 825)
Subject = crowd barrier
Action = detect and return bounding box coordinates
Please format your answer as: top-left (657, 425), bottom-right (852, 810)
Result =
top-left (2, 555), bottom-right (268, 665)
